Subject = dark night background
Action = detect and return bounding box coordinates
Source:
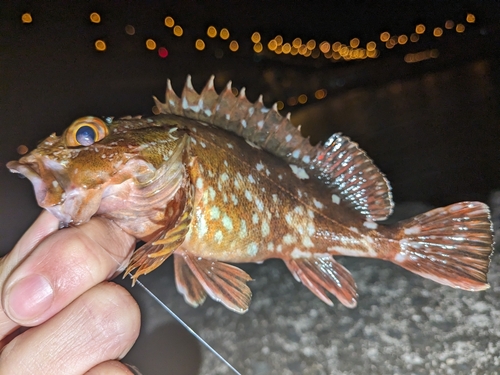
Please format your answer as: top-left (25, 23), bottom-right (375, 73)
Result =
top-left (1, 1), bottom-right (500, 374)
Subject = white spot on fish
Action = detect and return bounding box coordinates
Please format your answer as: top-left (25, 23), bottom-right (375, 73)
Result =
top-left (307, 223), bottom-right (315, 236)
top-left (256, 162), bottom-right (264, 171)
top-left (248, 174), bottom-right (256, 184)
top-left (278, 174), bottom-right (283, 180)
top-left (239, 219), bottom-right (247, 238)
top-left (245, 190), bottom-right (253, 201)
top-left (198, 216), bottom-right (208, 238)
top-left (404, 225), bottom-right (421, 235)
top-left (255, 197), bottom-right (264, 212)
top-left (208, 186), bottom-right (216, 201)
top-left (222, 193), bottom-right (228, 203)
top-left (276, 244), bottom-right (283, 252)
top-left (283, 234), bottom-right (296, 245)
top-left (200, 141), bottom-right (206, 148)
top-left (182, 97), bottom-right (189, 109)
top-left (210, 206), bottom-right (220, 220)
top-left (241, 119), bottom-right (247, 128)
top-left (265, 169), bottom-right (271, 176)
top-left (220, 173), bottom-right (229, 182)
top-left (252, 213), bottom-right (259, 224)
top-left (204, 109), bottom-right (212, 117)
top-left (272, 194), bottom-right (279, 203)
top-left (363, 221), bottom-right (378, 230)
top-left (292, 149), bottom-right (301, 159)
top-left (267, 242), bottom-right (274, 251)
top-left (257, 120), bottom-right (264, 128)
top-left (234, 179), bottom-right (240, 189)
top-left (222, 214), bottom-right (233, 231)
top-left (302, 155), bottom-right (311, 163)
top-left (302, 236), bottom-right (314, 248)
top-left (349, 226), bottom-right (360, 234)
top-left (224, 160), bottom-right (229, 167)
top-left (225, 114), bottom-right (230, 120)
top-left (313, 199), bottom-right (324, 209)
top-left (248, 107), bottom-right (254, 115)
top-left (294, 206), bottom-right (305, 215)
top-left (247, 242), bottom-right (258, 256)
top-left (52, 180), bottom-right (59, 188)
top-left (285, 213), bottom-right (293, 226)
top-left (231, 194), bottom-right (238, 206)
top-left (285, 134), bottom-right (292, 142)
top-left (214, 230), bottom-right (223, 243)
top-left (289, 164), bottom-right (309, 179)
top-left (196, 178), bottom-right (204, 190)
top-left (291, 248), bottom-right (312, 258)
top-left (227, 143), bottom-right (234, 149)
top-left (261, 220), bottom-right (270, 237)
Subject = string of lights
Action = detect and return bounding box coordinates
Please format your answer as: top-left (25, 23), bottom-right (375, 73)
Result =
top-left (19, 10), bottom-right (478, 111)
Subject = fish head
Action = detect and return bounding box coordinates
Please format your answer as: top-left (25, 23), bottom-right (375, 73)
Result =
top-left (7, 116), bottom-right (186, 226)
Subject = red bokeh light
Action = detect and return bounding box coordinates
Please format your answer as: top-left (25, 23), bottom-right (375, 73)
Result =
top-left (158, 47), bottom-right (168, 58)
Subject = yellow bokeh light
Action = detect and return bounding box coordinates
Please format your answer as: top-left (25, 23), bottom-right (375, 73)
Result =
top-left (220, 28), bottom-right (230, 40)
top-left (125, 25), bottom-right (135, 35)
top-left (292, 38), bottom-right (302, 48)
top-left (90, 12), bottom-right (101, 24)
top-left (146, 39), bottom-right (156, 50)
top-left (332, 51), bottom-right (341, 60)
top-left (229, 40), bottom-right (239, 51)
top-left (251, 32), bottom-right (261, 43)
top-left (291, 47), bottom-right (299, 56)
top-left (314, 89), bottom-right (327, 100)
top-left (95, 40), bottom-right (106, 51)
top-left (350, 38), bottom-right (360, 48)
top-left (21, 13), bottom-right (32, 23)
top-left (231, 87), bottom-right (239, 96)
top-left (17, 144), bottom-right (29, 155)
top-left (415, 24), bottom-right (426, 34)
top-left (195, 39), bottom-right (205, 50)
top-left (299, 44), bottom-right (307, 55)
top-left (164, 16), bottom-right (174, 28)
top-left (276, 101), bottom-right (284, 110)
top-left (268, 40), bottom-right (277, 51)
top-left (298, 94), bottom-right (308, 104)
top-left (433, 27), bottom-right (443, 37)
top-left (282, 43), bottom-right (291, 54)
top-left (173, 25), bottom-right (183, 36)
top-left (445, 20), bottom-right (454, 29)
top-left (388, 36), bottom-right (397, 46)
top-left (366, 41), bottom-right (376, 51)
top-left (456, 23), bottom-right (465, 33)
top-left (253, 42), bottom-right (263, 53)
top-left (275, 46), bottom-right (282, 54)
top-left (319, 41), bottom-right (330, 53)
top-left (398, 35), bottom-right (408, 44)
top-left (466, 13), bottom-right (475, 23)
top-left (332, 42), bottom-right (341, 52)
top-left (275, 35), bottom-right (283, 45)
top-left (306, 39), bottom-right (316, 50)
top-left (380, 32), bottom-right (390, 42)
top-left (304, 49), bottom-right (312, 57)
top-left (367, 49), bottom-right (377, 58)
top-left (410, 33), bottom-right (419, 42)
top-left (339, 46), bottom-right (349, 56)
top-left (385, 41), bottom-right (394, 49)
top-left (207, 26), bottom-right (217, 38)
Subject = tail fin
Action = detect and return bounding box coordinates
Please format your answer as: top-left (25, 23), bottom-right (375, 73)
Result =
top-left (391, 201), bottom-right (494, 291)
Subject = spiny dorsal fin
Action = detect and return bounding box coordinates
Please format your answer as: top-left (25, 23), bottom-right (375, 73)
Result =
top-left (154, 75), bottom-right (394, 220)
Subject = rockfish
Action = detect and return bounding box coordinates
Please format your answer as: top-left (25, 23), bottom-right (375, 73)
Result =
top-left (7, 76), bottom-right (494, 313)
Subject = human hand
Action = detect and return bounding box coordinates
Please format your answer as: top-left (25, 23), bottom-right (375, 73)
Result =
top-left (0, 210), bottom-right (141, 374)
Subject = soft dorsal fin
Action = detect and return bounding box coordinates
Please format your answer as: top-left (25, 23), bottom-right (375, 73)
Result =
top-left (153, 75), bottom-right (394, 220)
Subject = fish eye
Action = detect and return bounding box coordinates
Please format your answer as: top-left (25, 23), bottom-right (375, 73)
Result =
top-left (65, 117), bottom-right (109, 147)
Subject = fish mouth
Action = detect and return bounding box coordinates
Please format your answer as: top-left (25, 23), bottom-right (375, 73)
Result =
top-left (7, 158), bottom-right (102, 225)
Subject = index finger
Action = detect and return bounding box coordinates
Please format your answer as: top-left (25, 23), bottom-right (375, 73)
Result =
top-left (0, 214), bottom-right (136, 329)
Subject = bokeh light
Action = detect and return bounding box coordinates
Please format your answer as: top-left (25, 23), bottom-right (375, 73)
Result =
top-left (268, 40), bottom-right (277, 51)
top-left (275, 35), bottom-right (283, 45)
top-left (433, 27), bottom-right (443, 37)
top-left (251, 32), bottom-right (261, 43)
top-left (456, 23), bottom-right (465, 33)
top-left (306, 39), bottom-right (316, 50)
top-left (445, 20), bottom-right (455, 29)
top-left (398, 35), bottom-right (408, 44)
top-left (220, 28), bottom-right (230, 40)
top-left (298, 94), bottom-right (308, 104)
top-left (95, 40), bottom-right (106, 51)
top-left (253, 42), bottom-right (263, 53)
top-left (125, 25), bottom-right (135, 35)
top-left (158, 47), bottom-right (168, 58)
top-left (229, 40), bottom-right (239, 51)
top-left (17, 145), bottom-right (28, 155)
top-left (90, 12), bottom-right (101, 24)
top-left (466, 13), bottom-right (475, 23)
top-left (314, 89), bottom-right (327, 100)
top-left (276, 101), bottom-right (284, 110)
top-left (164, 16), bottom-right (174, 27)
top-left (146, 39), bottom-right (156, 50)
top-left (195, 39), bottom-right (205, 50)
top-left (380, 32), bottom-right (390, 42)
top-left (173, 25), bottom-right (183, 36)
top-left (21, 13), bottom-right (32, 23)
top-left (207, 26), bottom-right (217, 38)
top-left (366, 41), bottom-right (376, 51)
top-left (415, 24), bottom-right (426, 34)
top-left (319, 41), bottom-right (330, 53)
top-left (350, 38), bottom-right (360, 48)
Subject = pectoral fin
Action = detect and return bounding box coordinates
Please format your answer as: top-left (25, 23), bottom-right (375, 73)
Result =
top-left (285, 255), bottom-right (358, 308)
top-left (176, 252), bottom-right (253, 314)
top-left (125, 185), bottom-right (195, 283)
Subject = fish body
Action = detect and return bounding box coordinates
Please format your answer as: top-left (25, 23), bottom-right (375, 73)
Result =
top-left (8, 76), bottom-right (494, 313)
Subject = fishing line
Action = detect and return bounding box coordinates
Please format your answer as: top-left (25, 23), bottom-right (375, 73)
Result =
top-left (103, 248), bottom-right (242, 375)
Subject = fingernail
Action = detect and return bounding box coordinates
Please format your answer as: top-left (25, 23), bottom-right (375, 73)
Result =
top-left (6, 274), bottom-right (54, 322)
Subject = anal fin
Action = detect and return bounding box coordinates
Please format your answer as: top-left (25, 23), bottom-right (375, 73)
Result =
top-left (285, 255), bottom-right (358, 308)
top-left (177, 252), bottom-right (253, 314)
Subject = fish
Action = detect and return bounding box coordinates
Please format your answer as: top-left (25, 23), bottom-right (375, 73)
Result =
top-left (7, 76), bottom-right (494, 313)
